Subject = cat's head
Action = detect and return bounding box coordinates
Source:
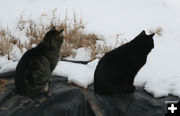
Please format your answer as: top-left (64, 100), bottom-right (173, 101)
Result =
top-left (43, 27), bottom-right (64, 49)
top-left (133, 30), bottom-right (155, 54)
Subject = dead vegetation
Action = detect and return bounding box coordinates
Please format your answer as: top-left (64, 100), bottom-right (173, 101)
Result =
top-left (0, 9), bottom-right (125, 61)
top-left (0, 27), bottom-right (15, 59)
top-left (149, 27), bottom-right (163, 36)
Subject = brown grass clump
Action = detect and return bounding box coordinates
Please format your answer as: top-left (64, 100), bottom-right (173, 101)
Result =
top-left (149, 27), bottom-right (163, 36)
top-left (15, 9), bottom-right (101, 59)
top-left (0, 27), bottom-right (16, 59)
top-left (0, 9), bottom-right (125, 61)
top-left (0, 38), bottom-right (11, 59)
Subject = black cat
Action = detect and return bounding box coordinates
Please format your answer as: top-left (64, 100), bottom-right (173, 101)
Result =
top-left (15, 27), bottom-right (64, 97)
top-left (94, 31), bottom-right (154, 94)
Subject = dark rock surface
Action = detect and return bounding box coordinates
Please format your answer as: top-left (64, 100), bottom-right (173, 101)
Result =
top-left (0, 71), bottom-right (179, 116)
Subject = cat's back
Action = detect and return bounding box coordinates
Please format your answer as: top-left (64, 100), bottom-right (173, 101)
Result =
top-left (16, 46), bottom-right (39, 68)
top-left (99, 43), bottom-right (131, 67)
top-left (16, 43), bottom-right (48, 74)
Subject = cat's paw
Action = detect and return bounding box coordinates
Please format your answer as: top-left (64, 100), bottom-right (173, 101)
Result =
top-left (42, 83), bottom-right (49, 93)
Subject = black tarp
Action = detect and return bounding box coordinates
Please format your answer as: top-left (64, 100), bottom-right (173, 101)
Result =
top-left (0, 71), bottom-right (95, 116)
top-left (0, 71), bottom-right (179, 116)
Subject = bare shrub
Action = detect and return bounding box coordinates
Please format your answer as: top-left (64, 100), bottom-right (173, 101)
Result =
top-left (0, 9), bottom-right (126, 61)
top-left (0, 27), bottom-right (14, 59)
top-left (16, 9), bottom-right (101, 59)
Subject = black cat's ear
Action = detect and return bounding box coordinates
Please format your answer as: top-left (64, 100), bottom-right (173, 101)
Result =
top-left (149, 33), bottom-right (155, 38)
top-left (51, 26), bottom-right (56, 31)
top-left (141, 30), bottom-right (146, 35)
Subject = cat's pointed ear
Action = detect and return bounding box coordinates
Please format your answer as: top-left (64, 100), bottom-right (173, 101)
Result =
top-left (59, 29), bottom-right (64, 34)
top-left (51, 26), bottom-right (56, 31)
top-left (149, 33), bottom-right (155, 38)
top-left (140, 30), bottom-right (146, 35)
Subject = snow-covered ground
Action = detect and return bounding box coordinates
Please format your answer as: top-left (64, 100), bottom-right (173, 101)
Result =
top-left (53, 59), bottom-right (99, 88)
top-left (0, 0), bottom-right (180, 98)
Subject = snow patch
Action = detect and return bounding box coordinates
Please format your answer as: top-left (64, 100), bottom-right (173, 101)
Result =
top-left (66, 48), bottom-right (92, 61)
top-left (0, 56), bottom-right (12, 68)
top-left (0, 61), bottom-right (18, 73)
top-left (143, 75), bottom-right (180, 98)
top-left (53, 59), bottom-right (99, 88)
top-left (9, 45), bottom-right (25, 61)
top-left (134, 35), bottom-right (180, 98)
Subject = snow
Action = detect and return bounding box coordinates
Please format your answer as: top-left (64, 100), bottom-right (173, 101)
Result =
top-left (0, 61), bottom-right (18, 74)
top-left (0, 0), bottom-right (180, 98)
top-left (144, 76), bottom-right (180, 98)
top-left (66, 47), bottom-right (92, 61)
top-left (9, 45), bottom-right (26, 61)
top-left (53, 59), bottom-right (99, 88)
top-left (0, 56), bottom-right (12, 68)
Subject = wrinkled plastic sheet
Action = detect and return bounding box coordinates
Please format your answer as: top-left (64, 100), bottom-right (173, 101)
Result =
top-left (0, 71), bottom-right (95, 116)
top-left (0, 71), bottom-right (179, 116)
top-left (88, 87), bottom-right (179, 116)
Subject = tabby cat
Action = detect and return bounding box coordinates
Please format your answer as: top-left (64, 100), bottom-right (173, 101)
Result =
top-left (15, 27), bottom-right (64, 97)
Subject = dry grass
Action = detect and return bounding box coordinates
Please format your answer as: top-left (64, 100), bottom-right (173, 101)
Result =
top-left (0, 27), bottom-right (16, 59)
top-left (0, 9), bottom-right (124, 60)
top-left (149, 27), bottom-right (163, 36)
top-left (16, 9), bottom-right (101, 59)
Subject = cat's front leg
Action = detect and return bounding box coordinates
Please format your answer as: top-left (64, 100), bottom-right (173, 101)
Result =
top-left (42, 82), bottom-right (49, 93)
